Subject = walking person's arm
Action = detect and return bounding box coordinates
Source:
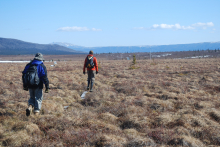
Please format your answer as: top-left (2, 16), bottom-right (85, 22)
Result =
top-left (94, 57), bottom-right (98, 74)
top-left (83, 58), bottom-right (87, 74)
top-left (39, 64), bottom-right (49, 92)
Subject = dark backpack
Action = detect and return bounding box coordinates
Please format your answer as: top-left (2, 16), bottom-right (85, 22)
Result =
top-left (85, 56), bottom-right (94, 68)
top-left (23, 64), bottom-right (40, 88)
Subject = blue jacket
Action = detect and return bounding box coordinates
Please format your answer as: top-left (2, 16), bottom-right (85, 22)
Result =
top-left (22, 60), bottom-right (49, 89)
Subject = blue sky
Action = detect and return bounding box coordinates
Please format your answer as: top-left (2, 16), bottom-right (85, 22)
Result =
top-left (0, 0), bottom-right (219, 47)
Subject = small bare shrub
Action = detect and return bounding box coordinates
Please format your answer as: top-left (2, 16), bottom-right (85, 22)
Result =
top-left (209, 110), bottom-right (220, 123)
top-left (113, 82), bottom-right (138, 96)
top-left (81, 93), bottom-right (100, 107)
top-left (125, 138), bottom-right (156, 147)
top-left (118, 117), bottom-right (141, 131)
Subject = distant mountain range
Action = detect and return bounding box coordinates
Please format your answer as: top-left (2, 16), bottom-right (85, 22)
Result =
top-left (1, 37), bottom-right (220, 55)
top-left (0, 38), bottom-right (85, 55)
top-left (52, 41), bottom-right (220, 53)
top-left (51, 42), bottom-right (84, 48)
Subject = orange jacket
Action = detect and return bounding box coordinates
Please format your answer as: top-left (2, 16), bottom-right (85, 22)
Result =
top-left (83, 54), bottom-right (98, 72)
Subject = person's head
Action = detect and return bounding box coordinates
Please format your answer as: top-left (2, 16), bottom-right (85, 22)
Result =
top-left (34, 53), bottom-right (44, 61)
top-left (89, 50), bottom-right (93, 55)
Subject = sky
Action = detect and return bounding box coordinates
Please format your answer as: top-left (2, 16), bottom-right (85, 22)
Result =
top-left (0, 0), bottom-right (220, 47)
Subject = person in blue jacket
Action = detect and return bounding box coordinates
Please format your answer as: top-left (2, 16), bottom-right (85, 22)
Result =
top-left (22, 53), bottom-right (49, 116)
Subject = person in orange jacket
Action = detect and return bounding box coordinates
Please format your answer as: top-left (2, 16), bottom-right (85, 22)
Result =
top-left (83, 50), bottom-right (98, 92)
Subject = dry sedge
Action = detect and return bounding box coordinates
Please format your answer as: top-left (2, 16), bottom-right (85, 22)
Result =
top-left (0, 58), bottom-right (220, 146)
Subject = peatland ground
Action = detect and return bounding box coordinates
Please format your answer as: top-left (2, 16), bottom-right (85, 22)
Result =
top-left (0, 57), bottom-right (220, 146)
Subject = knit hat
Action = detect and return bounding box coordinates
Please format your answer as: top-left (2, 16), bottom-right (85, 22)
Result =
top-left (34, 53), bottom-right (44, 61)
top-left (89, 50), bottom-right (93, 55)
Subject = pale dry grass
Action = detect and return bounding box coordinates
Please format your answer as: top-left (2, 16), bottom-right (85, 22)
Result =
top-left (0, 58), bottom-right (220, 146)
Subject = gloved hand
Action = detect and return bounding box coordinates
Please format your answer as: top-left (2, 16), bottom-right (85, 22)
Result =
top-left (45, 88), bottom-right (49, 93)
top-left (23, 87), bottom-right (28, 91)
top-left (96, 71), bottom-right (98, 74)
top-left (83, 72), bottom-right (85, 75)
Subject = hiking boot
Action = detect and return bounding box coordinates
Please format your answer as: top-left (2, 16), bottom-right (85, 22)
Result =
top-left (26, 105), bottom-right (33, 116)
top-left (87, 87), bottom-right (89, 90)
top-left (90, 89), bottom-right (93, 92)
top-left (34, 112), bottom-right (40, 116)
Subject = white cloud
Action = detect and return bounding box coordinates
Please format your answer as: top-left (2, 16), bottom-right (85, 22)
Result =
top-left (152, 23), bottom-right (194, 30)
top-left (91, 28), bottom-right (102, 31)
top-left (57, 26), bottom-right (89, 31)
top-left (192, 22), bottom-right (214, 27)
top-left (134, 22), bottom-right (214, 31)
top-left (57, 26), bottom-right (102, 32)
top-left (152, 24), bottom-right (159, 28)
top-left (133, 27), bottom-right (145, 30)
top-left (192, 22), bottom-right (214, 29)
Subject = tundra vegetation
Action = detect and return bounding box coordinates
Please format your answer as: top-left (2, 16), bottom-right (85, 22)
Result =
top-left (0, 57), bottom-right (220, 146)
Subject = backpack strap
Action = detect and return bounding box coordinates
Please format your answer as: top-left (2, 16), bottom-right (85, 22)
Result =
top-left (87, 56), bottom-right (93, 60)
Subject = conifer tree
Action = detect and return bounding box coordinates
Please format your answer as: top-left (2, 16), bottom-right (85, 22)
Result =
top-left (132, 54), bottom-right (136, 65)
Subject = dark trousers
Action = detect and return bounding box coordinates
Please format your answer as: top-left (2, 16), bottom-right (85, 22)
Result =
top-left (87, 70), bottom-right (96, 89)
